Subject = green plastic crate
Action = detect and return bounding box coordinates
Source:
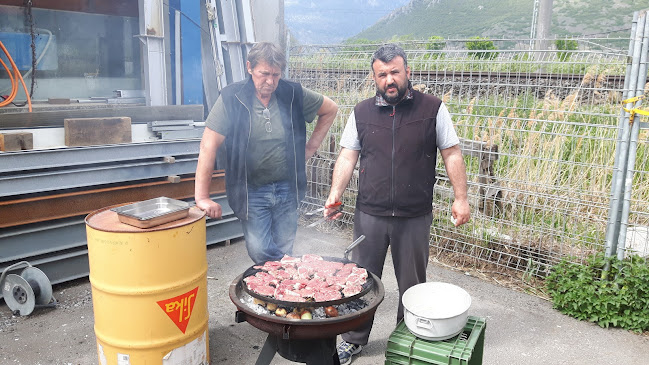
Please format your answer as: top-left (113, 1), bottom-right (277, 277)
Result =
top-left (384, 316), bottom-right (486, 365)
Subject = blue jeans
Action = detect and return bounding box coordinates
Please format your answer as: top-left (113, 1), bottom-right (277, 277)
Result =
top-left (240, 180), bottom-right (298, 264)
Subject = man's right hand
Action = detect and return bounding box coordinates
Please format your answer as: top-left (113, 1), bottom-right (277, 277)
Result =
top-left (196, 198), bottom-right (223, 219)
top-left (323, 198), bottom-right (343, 221)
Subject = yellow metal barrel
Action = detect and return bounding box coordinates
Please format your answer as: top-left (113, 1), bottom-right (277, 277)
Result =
top-left (85, 205), bottom-right (209, 365)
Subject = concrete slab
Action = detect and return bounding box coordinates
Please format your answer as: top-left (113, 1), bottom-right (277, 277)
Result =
top-left (1, 224), bottom-right (647, 364)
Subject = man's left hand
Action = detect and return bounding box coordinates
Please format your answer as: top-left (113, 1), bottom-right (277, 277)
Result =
top-left (451, 199), bottom-right (471, 226)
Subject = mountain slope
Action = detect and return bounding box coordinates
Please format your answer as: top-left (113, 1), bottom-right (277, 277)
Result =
top-left (353, 0), bottom-right (649, 41)
top-left (284, 0), bottom-right (409, 45)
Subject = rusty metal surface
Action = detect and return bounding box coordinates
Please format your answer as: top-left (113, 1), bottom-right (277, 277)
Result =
top-left (229, 272), bottom-right (385, 340)
top-left (0, 172), bottom-right (225, 228)
top-left (85, 206), bottom-right (205, 233)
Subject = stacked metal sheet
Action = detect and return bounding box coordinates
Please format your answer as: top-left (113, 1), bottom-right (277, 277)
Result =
top-left (148, 120), bottom-right (205, 139)
top-left (0, 139), bottom-right (242, 292)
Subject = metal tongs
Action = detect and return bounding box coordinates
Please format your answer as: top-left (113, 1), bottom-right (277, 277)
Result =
top-left (344, 235), bottom-right (366, 260)
top-left (306, 202), bottom-right (343, 228)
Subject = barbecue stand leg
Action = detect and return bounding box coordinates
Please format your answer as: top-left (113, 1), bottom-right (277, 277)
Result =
top-left (333, 347), bottom-right (341, 365)
top-left (255, 334), bottom-right (277, 365)
top-left (252, 333), bottom-right (340, 365)
top-left (303, 337), bottom-right (339, 365)
top-left (266, 335), bottom-right (338, 365)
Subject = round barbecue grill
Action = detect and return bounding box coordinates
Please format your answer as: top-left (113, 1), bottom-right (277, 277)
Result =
top-left (229, 263), bottom-right (384, 365)
top-left (240, 256), bottom-right (375, 308)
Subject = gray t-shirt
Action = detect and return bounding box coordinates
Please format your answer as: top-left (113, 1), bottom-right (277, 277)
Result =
top-left (205, 87), bottom-right (324, 186)
top-left (339, 102), bottom-right (460, 151)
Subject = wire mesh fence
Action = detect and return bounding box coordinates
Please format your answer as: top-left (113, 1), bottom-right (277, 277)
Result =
top-left (290, 37), bottom-right (649, 280)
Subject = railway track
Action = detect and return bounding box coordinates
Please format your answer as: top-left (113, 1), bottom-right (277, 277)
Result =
top-left (291, 68), bottom-right (626, 84)
top-left (291, 68), bottom-right (627, 102)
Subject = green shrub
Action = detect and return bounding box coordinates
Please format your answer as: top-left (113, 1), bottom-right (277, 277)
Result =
top-left (556, 39), bottom-right (578, 62)
top-left (466, 37), bottom-right (498, 59)
top-left (546, 253), bottom-right (649, 332)
top-left (424, 35), bottom-right (446, 60)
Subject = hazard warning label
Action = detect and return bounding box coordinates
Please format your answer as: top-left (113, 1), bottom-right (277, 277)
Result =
top-left (157, 287), bottom-right (199, 334)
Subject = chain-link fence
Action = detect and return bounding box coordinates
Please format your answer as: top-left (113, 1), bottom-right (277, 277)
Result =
top-left (290, 36), bottom-right (649, 280)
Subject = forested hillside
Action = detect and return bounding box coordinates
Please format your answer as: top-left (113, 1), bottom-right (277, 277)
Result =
top-left (352, 0), bottom-right (649, 41)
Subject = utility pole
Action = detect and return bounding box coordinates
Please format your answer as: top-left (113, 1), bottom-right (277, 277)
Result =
top-left (529, 0), bottom-right (539, 50)
top-left (535, 0), bottom-right (553, 51)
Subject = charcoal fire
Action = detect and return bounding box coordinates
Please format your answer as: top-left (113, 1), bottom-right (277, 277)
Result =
top-left (240, 289), bottom-right (370, 319)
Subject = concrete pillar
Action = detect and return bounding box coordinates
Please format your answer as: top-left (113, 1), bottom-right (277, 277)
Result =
top-left (250, 0), bottom-right (284, 49)
top-left (535, 0), bottom-right (554, 51)
top-left (138, 0), bottom-right (169, 106)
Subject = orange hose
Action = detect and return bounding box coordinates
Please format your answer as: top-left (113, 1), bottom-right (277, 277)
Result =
top-left (0, 40), bottom-right (32, 112)
top-left (0, 55), bottom-right (18, 105)
top-left (0, 41), bottom-right (20, 107)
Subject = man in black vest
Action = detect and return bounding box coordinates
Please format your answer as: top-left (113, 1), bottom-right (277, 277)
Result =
top-left (195, 42), bottom-right (338, 264)
top-left (324, 44), bottom-right (470, 364)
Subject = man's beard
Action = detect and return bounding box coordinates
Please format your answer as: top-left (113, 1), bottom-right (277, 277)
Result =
top-left (380, 82), bottom-right (408, 104)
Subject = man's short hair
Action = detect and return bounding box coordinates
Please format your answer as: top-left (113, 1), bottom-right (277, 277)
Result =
top-left (371, 43), bottom-right (408, 70)
top-left (248, 42), bottom-right (286, 71)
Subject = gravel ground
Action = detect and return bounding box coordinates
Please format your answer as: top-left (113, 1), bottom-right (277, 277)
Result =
top-left (1, 224), bottom-right (648, 365)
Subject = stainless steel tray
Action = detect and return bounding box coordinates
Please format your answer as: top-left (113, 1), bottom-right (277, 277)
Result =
top-left (111, 197), bottom-right (190, 228)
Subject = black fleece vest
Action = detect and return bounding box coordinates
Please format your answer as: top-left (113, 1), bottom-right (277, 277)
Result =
top-left (354, 90), bottom-right (442, 217)
top-left (220, 77), bottom-right (306, 220)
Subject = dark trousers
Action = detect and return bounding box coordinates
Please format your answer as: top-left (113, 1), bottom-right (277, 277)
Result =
top-left (341, 209), bottom-right (433, 346)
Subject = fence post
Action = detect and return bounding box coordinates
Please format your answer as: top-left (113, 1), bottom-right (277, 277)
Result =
top-left (617, 10), bottom-right (649, 261)
top-left (605, 10), bottom-right (648, 261)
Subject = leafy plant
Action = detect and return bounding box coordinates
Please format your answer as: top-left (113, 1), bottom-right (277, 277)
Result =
top-left (556, 39), bottom-right (578, 62)
top-left (466, 37), bottom-right (498, 59)
top-left (546, 253), bottom-right (649, 332)
top-left (424, 35), bottom-right (446, 60)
